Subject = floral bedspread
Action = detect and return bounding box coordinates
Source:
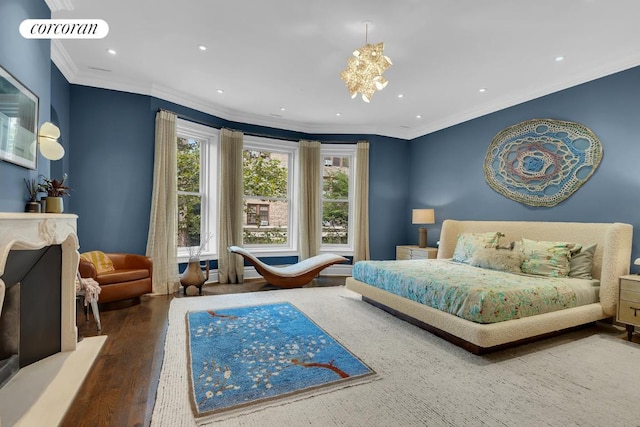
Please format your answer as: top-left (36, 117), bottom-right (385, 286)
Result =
top-left (352, 259), bottom-right (583, 324)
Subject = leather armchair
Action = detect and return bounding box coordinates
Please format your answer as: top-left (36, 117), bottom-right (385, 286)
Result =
top-left (79, 253), bottom-right (153, 304)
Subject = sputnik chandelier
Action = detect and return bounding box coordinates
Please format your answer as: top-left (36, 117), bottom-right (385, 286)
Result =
top-left (340, 22), bottom-right (392, 103)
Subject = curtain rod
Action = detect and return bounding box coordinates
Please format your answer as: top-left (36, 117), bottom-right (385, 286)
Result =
top-left (157, 108), bottom-right (358, 144)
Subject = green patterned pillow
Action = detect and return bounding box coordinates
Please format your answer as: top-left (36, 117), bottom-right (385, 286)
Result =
top-left (468, 247), bottom-right (524, 274)
top-left (452, 232), bottom-right (503, 263)
top-left (520, 238), bottom-right (582, 278)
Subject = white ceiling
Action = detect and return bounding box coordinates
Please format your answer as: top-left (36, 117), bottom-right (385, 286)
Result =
top-left (48, 0), bottom-right (640, 140)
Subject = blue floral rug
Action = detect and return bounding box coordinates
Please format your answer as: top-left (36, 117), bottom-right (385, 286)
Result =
top-left (186, 302), bottom-right (376, 420)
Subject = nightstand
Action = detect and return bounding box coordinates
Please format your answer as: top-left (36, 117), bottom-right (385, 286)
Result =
top-left (617, 275), bottom-right (640, 341)
top-left (396, 245), bottom-right (437, 260)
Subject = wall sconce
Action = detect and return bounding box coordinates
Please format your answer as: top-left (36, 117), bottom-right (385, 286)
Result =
top-left (38, 122), bottom-right (65, 160)
top-left (412, 208), bottom-right (435, 248)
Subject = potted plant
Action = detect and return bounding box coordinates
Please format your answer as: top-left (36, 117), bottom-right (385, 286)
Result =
top-left (24, 178), bottom-right (41, 212)
top-left (41, 173), bottom-right (71, 213)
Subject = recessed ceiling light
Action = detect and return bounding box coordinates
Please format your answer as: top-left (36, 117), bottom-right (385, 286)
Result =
top-left (397, 94), bottom-right (404, 98)
top-left (106, 48), bottom-right (116, 55)
top-left (416, 114), bottom-right (422, 119)
top-left (280, 107), bottom-right (286, 111)
top-left (216, 89), bottom-right (224, 94)
top-left (555, 56), bottom-right (564, 62)
top-left (336, 113), bottom-right (342, 117)
top-left (479, 88), bottom-right (487, 93)
top-left (198, 45), bottom-right (207, 51)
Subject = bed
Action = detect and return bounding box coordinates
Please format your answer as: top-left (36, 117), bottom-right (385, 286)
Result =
top-left (346, 220), bottom-right (633, 354)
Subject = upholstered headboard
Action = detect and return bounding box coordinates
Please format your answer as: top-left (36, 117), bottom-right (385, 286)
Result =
top-left (438, 220), bottom-right (633, 315)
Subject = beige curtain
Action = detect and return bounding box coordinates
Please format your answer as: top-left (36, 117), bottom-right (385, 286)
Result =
top-left (298, 140), bottom-right (321, 259)
top-left (146, 110), bottom-right (180, 294)
top-left (218, 128), bottom-right (245, 283)
top-left (353, 140), bottom-right (370, 262)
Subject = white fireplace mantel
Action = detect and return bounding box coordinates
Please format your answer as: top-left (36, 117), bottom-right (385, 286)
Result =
top-left (0, 212), bottom-right (79, 352)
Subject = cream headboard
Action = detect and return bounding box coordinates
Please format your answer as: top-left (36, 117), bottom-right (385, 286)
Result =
top-left (438, 220), bottom-right (633, 315)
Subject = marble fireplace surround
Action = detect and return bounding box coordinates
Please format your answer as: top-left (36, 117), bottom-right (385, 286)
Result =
top-left (0, 213), bottom-right (79, 386)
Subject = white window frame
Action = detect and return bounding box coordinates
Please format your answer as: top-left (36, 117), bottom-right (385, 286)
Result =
top-left (176, 119), bottom-right (218, 263)
top-left (320, 144), bottom-right (356, 255)
top-left (242, 135), bottom-right (299, 256)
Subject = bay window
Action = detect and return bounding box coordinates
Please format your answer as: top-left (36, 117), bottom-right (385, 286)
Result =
top-left (176, 125), bottom-right (358, 259)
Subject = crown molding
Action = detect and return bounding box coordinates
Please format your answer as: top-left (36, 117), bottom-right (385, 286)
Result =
top-left (408, 54), bottom-right (640, 140)
top-left (44, 0), bottom-right (74, 12)
top-left (49, 43), bottom-right (640, 142)
top-left (51, 40), bottom-right (78, 81)
top-left (148, 84), bottom-right (415, 139)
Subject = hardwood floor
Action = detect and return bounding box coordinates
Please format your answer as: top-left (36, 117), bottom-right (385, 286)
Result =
top-left (61, 276), bottom-right (345, 427)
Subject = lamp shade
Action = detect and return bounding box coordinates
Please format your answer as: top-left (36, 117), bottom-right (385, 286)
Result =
top-left (39, 122), bottom-right (60, 139)
top-left (38, 122), bottom-right (65, 160)
top-left (39, 137), bottom-right (65, 160)
top-left (412, 208), bottom-right (435, 225)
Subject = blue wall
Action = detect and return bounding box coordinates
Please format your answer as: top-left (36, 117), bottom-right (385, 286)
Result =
top-left (50, 64), bottom-right (71, 191)
top-left (0, 0), bottom-right (52, 211)
top-left (69, 87), bottom-right (408, 259)
top-left (69, 87), bottom-right (155, 254)
top-left (409, 66), bottom-right (640, 269)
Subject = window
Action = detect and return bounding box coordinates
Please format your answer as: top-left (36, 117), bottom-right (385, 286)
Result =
top-left (176, 119), bottom-right (218, 260)
top-left (247, 203), bottom-right (270, 225)
top-left (242, 136), bottom-right (298, 251)
top-left (176, 128), bottom-right (359, 259)
top-left (321, 145), bottom-right (356, 251)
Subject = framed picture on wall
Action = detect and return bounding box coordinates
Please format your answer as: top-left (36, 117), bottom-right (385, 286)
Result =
top-left (0, 64), bottom-right (39, 170)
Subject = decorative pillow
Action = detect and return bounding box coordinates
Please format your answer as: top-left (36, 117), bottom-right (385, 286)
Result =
top-left (569, 243), bottom-right (597, 279)
top-left (452, 232), bottom-right (503, 264)
top-left (520, 238), bottom-right (582, 278)
top-left (80, 251), bottom-right (115, 275)
top-left (496, 241), bottom-right (515, 250)
top-left (468, 248), bottom-right (524, 274)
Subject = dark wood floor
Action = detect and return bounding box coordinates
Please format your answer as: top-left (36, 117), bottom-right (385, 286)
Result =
top-left (61, 277), bottom-right (345, 427)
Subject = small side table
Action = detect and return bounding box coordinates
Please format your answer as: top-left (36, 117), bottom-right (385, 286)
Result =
top-left (396, 245), bottom-right (437, 260)
top-left (617, 274), bottom-right (640, 341)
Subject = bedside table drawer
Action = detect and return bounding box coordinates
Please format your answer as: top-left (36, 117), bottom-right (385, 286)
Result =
top-left (621, 278), bottom-right (640, 292)
top-left (620, 289), bottom-right (640, 303)
top-left (618, 299), bottom-right (640, 326)
top-left (396, 247), bottom-right (411, 259)
top-left (396, 246), bottom-right (437, 260)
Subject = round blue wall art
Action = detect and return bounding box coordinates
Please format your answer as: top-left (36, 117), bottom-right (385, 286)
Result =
top-left (483, 118), bottom-right (603, 207)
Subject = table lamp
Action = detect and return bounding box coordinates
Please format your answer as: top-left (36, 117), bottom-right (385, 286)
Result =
top-left (412, 208), bottom-right (435, 248)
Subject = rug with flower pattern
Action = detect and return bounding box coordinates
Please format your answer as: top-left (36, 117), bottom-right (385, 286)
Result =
top-left (186, 302), bottom-right (376, 419)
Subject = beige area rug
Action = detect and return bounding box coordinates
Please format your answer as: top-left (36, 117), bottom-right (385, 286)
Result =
top-left (0, 335), bottom-right (106, 427)
top-left (151, 286), bottom-right (640, 427)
